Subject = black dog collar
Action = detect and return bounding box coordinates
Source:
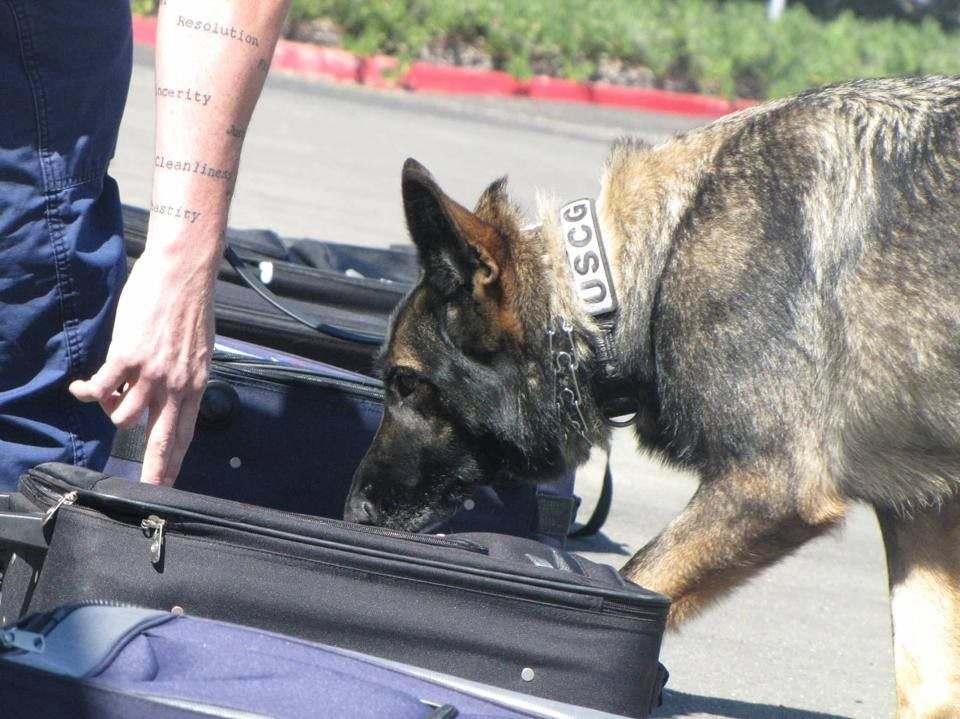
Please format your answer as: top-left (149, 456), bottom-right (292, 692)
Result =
top-left (558, 199), bottom-right (638, 427)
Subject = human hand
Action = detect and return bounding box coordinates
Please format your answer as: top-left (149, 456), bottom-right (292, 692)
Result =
top-left (70, 245), bottom-right (216, 485)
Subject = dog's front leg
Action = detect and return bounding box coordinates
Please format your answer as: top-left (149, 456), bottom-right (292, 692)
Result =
top-left (877, 502), bottom-right (960, 719)
top-left (620, 465), bottom-right (845, 627)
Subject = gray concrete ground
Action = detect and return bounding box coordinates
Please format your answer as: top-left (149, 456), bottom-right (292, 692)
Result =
top-left (111, 49), bottom-right (897, 718)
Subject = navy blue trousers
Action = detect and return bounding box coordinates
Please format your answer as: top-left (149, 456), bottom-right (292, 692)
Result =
top-left (0, 1), bottom-right (132, 489)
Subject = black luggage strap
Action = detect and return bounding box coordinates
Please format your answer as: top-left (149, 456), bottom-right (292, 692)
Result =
top-left (110, 425), bottom-right (148, 463)
top-left (0, 495), bottom-right (46, 554)
top-left (535, 494), bottom-right (578, 539)
top-left (567, 455), bottom-right (613, 539)
top-left (224, 245), bottom-right (381, 345)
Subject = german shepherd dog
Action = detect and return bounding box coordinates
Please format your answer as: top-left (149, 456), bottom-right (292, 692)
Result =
top-left (345, 76), bottom-right (960, 717)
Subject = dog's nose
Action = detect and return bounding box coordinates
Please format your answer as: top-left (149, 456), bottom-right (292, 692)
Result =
top-left (344, 496), bottom-right (379, 525)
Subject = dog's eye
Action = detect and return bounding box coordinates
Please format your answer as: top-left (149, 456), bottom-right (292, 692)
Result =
top-left (393, 370), bottom-right (420, 398)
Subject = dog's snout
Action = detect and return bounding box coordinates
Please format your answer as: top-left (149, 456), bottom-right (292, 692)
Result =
top-left (344, 495), bottom-right (379, 525)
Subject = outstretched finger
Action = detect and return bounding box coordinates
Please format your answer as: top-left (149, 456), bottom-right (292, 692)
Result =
top-left (140, 396), bottom-right (179, 487)
top-left (162, 391), bottom-right (202, 487)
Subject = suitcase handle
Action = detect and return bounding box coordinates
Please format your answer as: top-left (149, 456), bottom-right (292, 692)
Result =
top-left (225, 245), bottom-right (383, 345)
top-left (0, 495), bottom-right (47, 553)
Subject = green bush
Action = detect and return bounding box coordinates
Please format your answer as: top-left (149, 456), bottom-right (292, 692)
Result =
top-left (131, 0), bottom-right (155, 15)
top-left (136, 0), bottom-right (960, 99)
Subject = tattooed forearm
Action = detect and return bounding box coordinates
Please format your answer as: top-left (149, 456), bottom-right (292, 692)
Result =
top-left (151, 203), bottom-right (202, 224)
top-left (176, 16), bottom-right (261, 47)
top-left (147, 0), bottom-right (290, 259)
top-left (155, 155), bottom-right (236, 183)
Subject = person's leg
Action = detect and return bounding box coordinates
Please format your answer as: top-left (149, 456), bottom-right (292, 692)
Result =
top-left (0, 0), bottom-right (133, 489)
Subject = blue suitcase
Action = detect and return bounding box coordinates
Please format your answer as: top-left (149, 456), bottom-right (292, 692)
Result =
top-left (119, 207), bottom-right (599, 545)
top-left (0, 603), bottom-right (632, 718)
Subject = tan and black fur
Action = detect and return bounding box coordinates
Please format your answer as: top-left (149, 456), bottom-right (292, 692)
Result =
top-left (346, 76), bottom-right (960, 717)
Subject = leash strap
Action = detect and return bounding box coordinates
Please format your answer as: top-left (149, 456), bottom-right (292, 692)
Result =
top-left (567, 454), bottom-right (614, 539)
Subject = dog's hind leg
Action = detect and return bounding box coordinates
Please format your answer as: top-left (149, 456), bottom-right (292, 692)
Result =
top-left (877, 502), bottom-right (960, 719)
top-left (620, 464), bottom-right (845, 627)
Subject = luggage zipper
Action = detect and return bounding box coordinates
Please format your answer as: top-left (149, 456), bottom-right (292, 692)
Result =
top-left (213, 357), bottom-right (385, 401)
top-left (20, 478), bottom-right (71, 512)
top-left (143, 511), bottom-right (484, 557)
top-left (42, 490), bottom-right (77, 525)
top-left (140, 515), bottom-right (167, 565)
top-left (24, 476), bottom-right (167, 567)
top-left (354, 525), bottom-right (488, 554)
top-left (131, 500), bottom-right (481, 558)
top-left (2, 600), bottom-right (142, 655)
top-left (24, 473), bottom-right (487, 557)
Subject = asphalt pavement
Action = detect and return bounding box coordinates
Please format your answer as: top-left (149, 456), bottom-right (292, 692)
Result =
top-left (111, 47), bottom-right (897, 718)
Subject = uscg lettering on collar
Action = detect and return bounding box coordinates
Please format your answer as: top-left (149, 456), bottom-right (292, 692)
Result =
top-left (559, 199), bottom-right (618, 317)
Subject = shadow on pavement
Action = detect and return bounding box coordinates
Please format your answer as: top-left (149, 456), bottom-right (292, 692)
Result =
top-left (653, 690), bottom-right (853, 719)
top-left (566, 531), bottom-right (633, 556)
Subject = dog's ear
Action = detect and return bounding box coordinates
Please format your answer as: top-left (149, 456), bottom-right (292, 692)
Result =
top-left (473, 177), bottom-right (516, 230)
top-left (402, 158), bottom-right (507, 297)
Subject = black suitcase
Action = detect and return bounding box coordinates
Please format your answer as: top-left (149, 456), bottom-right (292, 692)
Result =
top-left (0, 463), bottom-right (669, 718)
top-left (123, 205), bottom-right (411, 372)
top-left (210, 279), bottom-right (389, 372)
top-left (105, 337), bottom-right (579, 547)
top-left (123, 204), bottom-right (417, 311)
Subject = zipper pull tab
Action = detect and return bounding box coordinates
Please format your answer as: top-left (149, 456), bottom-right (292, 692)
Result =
top-left (140, 515), bottom-right (166, 565)
top-left (1, 628), bottom-right (45, 654)
top-left (43, 491), bottom-right (78, 525)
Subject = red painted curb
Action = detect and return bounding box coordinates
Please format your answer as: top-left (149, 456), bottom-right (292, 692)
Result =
top-left (130, 15), bottom-right (756, 118)
top-left (590, 82), bottom-right (738, 117)
top-left (403, 62), bottom-right (519, 96)
top-left (523, 76), bottom-right (593, 103)
top-left (273, 42), bottom-right (360, 82)
top-left (132, 15), bottom-right (157, 45)
top-left (359, 55), bottom-right (400, 89)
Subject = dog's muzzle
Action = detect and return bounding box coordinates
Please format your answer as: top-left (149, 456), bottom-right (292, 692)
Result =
top-left (343, 493), bottom-right (378, 525)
